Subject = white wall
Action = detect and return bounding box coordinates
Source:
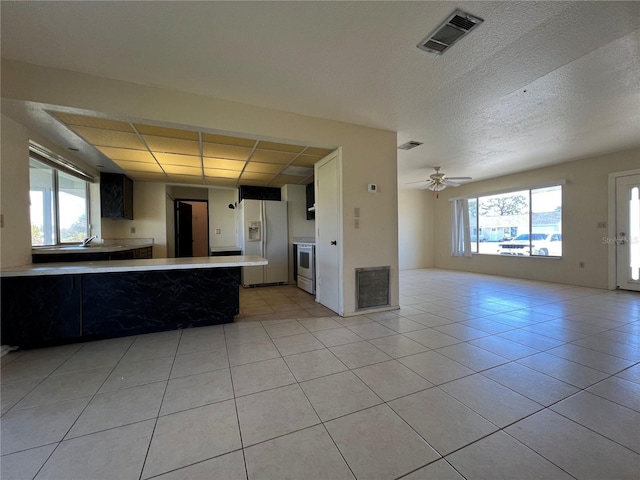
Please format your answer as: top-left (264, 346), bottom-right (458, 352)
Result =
top-left (1, 59), bottom-right (399, 315)
top-left (0, 115), bottom-right (31, 267)
top-left (282, 184), bottom-right (315, 283)
top-left (433, 147), bottom-right (640, 289)
top-left (398, 188), bottom-right (434, 270)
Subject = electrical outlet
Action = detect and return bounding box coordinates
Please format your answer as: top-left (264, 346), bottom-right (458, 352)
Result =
top-left (0, 213), bottom-right (4, 228)
top-left (355, 218), bottom-right (360, 229)
top-left (130, 227), bottom-right (136, 234)
top-left (596, 221), bottom-right (607, 229)
top-left (215, 228), bottom-right (221, 234)
top-left (354, 207), bottom-right (360, 218)
top-left (579, 262), bottom-right (585, 268)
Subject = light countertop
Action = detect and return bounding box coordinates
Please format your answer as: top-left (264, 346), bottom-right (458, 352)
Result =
top-left (32, 242), bottom-right (154, 255)
top-left (1, 256), bottom-right (267, 277)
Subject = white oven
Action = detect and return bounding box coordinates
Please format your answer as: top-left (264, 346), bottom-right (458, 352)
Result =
top-left (296, 243), bottom-right (315, 294)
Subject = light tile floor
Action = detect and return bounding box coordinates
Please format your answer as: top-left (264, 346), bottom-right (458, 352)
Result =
top-left (1, 269), bottom-right (639, 479)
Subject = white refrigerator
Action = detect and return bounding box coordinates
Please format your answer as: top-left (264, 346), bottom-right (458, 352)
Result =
top-left (237, 199), bottom-right (289, 286)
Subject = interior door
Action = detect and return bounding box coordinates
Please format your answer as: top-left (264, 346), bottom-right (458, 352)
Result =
top-left (316, 150), bottom-right (341, 314)
top-left (175, 201), bottom-right (193, 258)
top-left (616, 174), bottom-right (640, 291)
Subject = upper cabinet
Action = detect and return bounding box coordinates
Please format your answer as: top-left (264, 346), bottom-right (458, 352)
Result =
top-left (306, 182), bottom-right (315, 220)
top-left (239, 185), bottom-right (281, 202)
top-left (100, 173), bottom-right (133, 219)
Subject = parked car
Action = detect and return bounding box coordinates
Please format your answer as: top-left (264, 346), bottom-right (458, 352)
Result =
top-left (498, 233), bottom-right (562, 256)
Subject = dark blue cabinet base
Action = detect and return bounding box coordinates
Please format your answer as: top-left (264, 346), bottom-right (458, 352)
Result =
top-left (1, 267), bottom-right (240, 349)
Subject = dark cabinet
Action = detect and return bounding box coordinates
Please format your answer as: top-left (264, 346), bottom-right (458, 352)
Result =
top-left (101, 173), bottom-right (133, 219)
top-left (306, 182), bottom-right (315, 220)
top-left (239, 185), bottom-right (281, 202)
top-left (1, 275), bottom-right (82, 347)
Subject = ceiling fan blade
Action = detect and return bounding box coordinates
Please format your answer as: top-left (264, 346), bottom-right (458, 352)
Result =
top-left (446, 176), bottom-right (472, 180)
top-left (443, 180), bottom-right (460, 187)
top-left (406, 180), bottom-right (427, 184)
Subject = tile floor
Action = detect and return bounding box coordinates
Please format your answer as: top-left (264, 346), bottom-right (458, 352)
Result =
top-left (1, 269), bottom-right (639, 479)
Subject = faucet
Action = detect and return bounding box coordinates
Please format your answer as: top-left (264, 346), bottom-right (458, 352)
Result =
top-left (81, 235), bottom-right (97, 247)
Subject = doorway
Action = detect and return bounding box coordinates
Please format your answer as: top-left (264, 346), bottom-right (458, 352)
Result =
top-left (615, 174), bottom-right (640, 291)
top-left (175, 199), bottom-right (209, 258)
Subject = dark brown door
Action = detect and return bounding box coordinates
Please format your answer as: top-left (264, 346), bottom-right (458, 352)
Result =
top-left (176, 201), bottom-right (193, 257)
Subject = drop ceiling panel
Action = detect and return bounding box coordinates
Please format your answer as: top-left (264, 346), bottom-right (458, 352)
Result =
top-left (256, 141), bottom-right (305, 153)
top-left (96, 147), bottom-right (157, 163)
top-left (165, 175), bottom-right (204, 185)
top-left (127, 172), bottom-right (168, 182)
top-left (204, 168), bottom-right (240, 179)
top-left (274, 174), bottom-right (308, 185)
top-left (134, 124), bottom-right (199, 140)
top-left (291, 154), bottom-right (322, 167)
top-left (202, 133), bottom-right (256, 148)
top-left (112, 160), bottom-right (164, 173)
top-left (162, 165), bottom-right (203, 176)
top-left (205, 178), bottom-right (238, 187)
top-left (243, 162), bottom-right (283, 174)
top-left (250, 149), bottom-right (296, 164)
top-left (144, 136), bottom-right (200, 155)
top-left (203, 158), bottom-right (246, 171)
top-left (71, 126), bottom-right (146, 150)
top-left (154, 152), bottom-right (202, 167)
top-left (203, 143), bottom-right (252, 160)
top-left (240, 172), bottom-right (274, 182)
top-left (52, 112), bottom-right (133, 132)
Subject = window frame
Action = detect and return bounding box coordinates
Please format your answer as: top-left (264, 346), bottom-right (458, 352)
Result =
top-left (458, 182), bottom-right (564, 259)
top-left (29, 149), bottom-right (92, 247)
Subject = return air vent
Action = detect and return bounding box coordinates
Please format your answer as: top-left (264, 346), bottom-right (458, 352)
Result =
top-left (356, 266), bottom-right (390, 311)
top-left (398, 141), bottom-right (423, 151)
top-left (417, 9), bottom-right (484, 55)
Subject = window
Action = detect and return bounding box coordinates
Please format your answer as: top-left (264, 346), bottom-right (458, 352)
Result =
top-left (30, 157), bottom-right (89, 246)
top-left (467, 185), bottom-right (562, 257)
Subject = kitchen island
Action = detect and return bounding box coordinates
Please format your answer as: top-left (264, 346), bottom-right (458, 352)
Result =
top-left (1, 256), bottom-right (266, 348)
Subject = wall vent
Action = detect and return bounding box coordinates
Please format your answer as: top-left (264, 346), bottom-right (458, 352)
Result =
top-left (417, 9), bottom-right (484, 55)
top-left (398, 141), bottom-right (423, 150)
top-left (356, 266), bottom-right (390, 311)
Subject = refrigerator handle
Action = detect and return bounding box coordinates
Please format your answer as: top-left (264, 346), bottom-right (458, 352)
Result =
top-left (262, 201), bottom-right (267, 258)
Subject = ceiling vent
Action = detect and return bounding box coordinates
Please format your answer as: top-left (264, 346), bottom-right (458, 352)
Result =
top-left (398, 141), bottom-right (423, 150)
top-left (417, 9), bottom-right (483, 55)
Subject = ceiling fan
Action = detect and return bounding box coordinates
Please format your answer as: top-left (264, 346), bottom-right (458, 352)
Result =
top-left (408, 167), bottom-right (472, 195)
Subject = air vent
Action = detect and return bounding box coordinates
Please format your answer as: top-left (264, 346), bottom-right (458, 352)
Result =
top-left (356, 266), bottom-right (390, 311)
top-left (417, 9), bottom-right (483, 55)
top-left (398, 141), bottom-right (423, 151)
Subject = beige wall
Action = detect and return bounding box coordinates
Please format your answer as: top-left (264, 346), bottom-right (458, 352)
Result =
top-left (398, 188), bottom-right (434, 270)
top-left (208, 188), bottom-right (237, 249)
top-left (282, 184), bottom-right (315, 283)
top-left (1, 115), bottom-right (31, 267)
top-left (101, 182), bottom-right (168, 258)
top-left (433, 147), bottom-right (640, 288)
top-left (1, 60), bottom-right (399, 315)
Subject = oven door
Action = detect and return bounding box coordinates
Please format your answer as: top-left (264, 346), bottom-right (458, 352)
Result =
top-left (297, 244), bottom-right (314, 280)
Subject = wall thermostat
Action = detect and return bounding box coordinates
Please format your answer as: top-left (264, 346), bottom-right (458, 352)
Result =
top-left (368, 184), bottom-right (377, 193)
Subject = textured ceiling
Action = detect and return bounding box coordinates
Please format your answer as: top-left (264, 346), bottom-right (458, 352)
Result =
top-left (51, 112), bottom-right (332, 187)
top-left (1, 1), bottom-right (639, 188)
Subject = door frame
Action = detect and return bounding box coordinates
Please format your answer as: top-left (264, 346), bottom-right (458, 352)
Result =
top-left (607, 168), bottom-right (640, 289)
top-left (315, 148), bottom-right (344, 315)
top-left (174, 198), bottom-right (210, 258)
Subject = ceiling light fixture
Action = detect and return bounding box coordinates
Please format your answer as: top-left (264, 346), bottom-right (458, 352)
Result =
top-left (417, 9), bottom-right (483, 55)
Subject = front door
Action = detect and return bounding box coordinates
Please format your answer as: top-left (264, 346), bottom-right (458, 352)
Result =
top-left (616, 174), bottom-right (640, 291)
top-left (316, 150), bottom-right (341, 314)
top-left (175, 201), bottom-right (193, 258)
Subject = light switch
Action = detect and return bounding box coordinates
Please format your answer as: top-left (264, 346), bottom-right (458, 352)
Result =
top-left (354, 208), bottom-right (360, 218)
top-left (215, 228), bottom-right (221, 234)
top-left (130, 227), bottom-right (136, 234)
